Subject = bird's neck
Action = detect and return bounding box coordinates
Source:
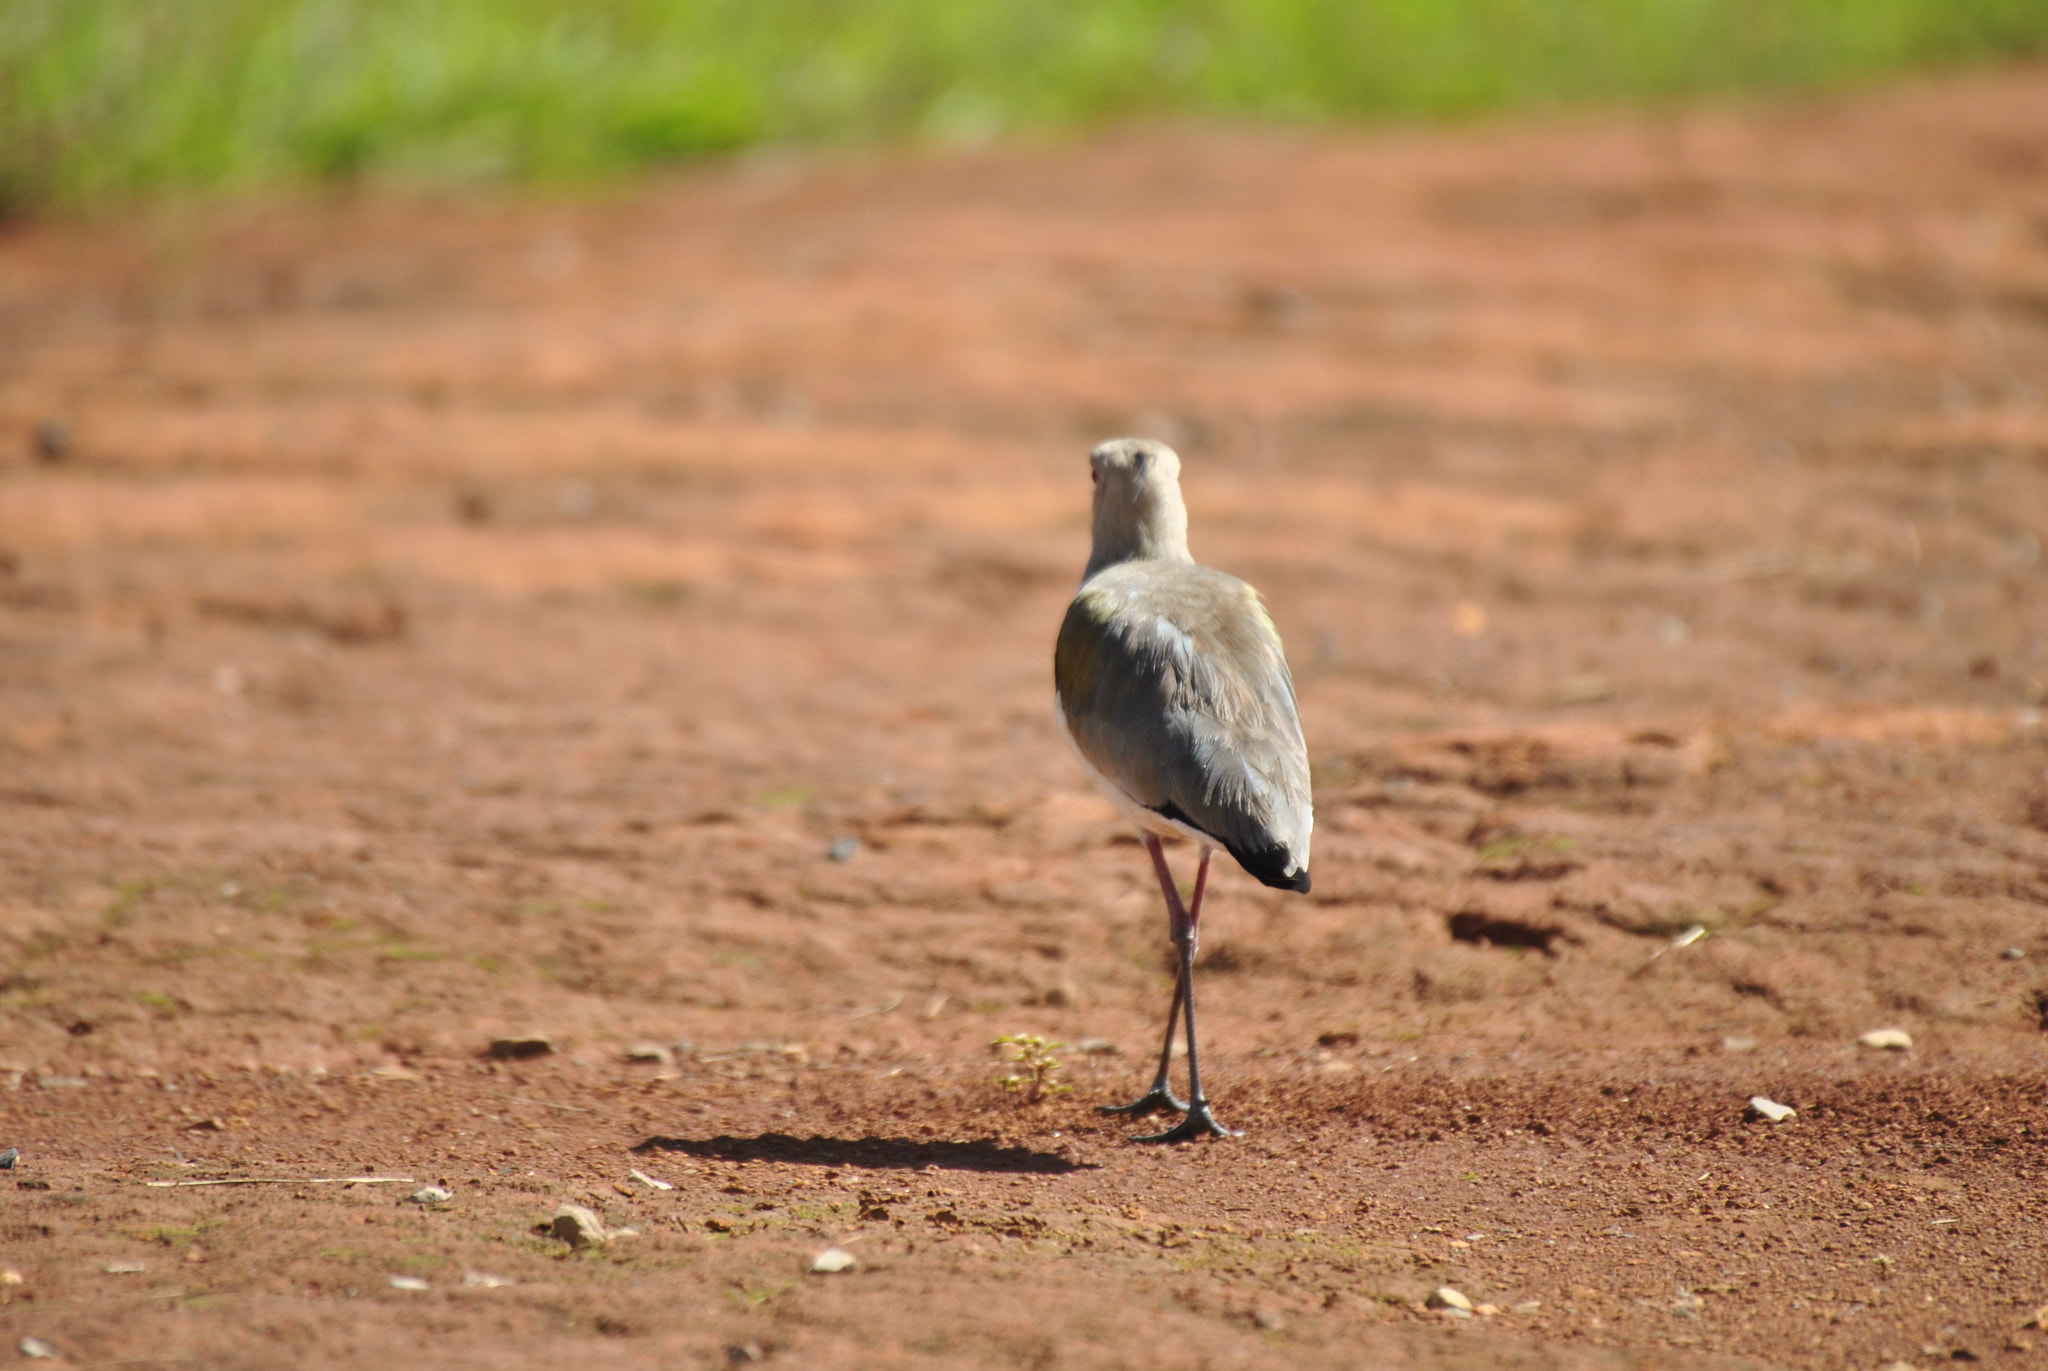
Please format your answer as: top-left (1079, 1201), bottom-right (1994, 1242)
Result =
top-left (1085, 493), bottom-right (1192, 580)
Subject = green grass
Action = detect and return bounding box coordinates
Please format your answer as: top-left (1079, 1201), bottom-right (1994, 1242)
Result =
top-left (5, 0), bottom-right (2047, 213)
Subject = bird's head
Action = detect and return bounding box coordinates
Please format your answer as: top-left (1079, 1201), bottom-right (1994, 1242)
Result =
top-left (1085, 437), bottom-right (1190, 578)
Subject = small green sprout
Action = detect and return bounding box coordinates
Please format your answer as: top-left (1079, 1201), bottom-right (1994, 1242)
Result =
top-left (991, 1034), bottom-right (1071, 1103)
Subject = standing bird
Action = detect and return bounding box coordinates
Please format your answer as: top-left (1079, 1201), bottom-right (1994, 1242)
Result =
top-left (1054, 438), bottom-right (1313, 1142)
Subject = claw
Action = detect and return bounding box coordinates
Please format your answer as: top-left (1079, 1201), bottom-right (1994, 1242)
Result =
top-left (1132, 1101), bottom-right (1238, 1143)
top-left (1097, 1085), bottom-right (1188, 1118)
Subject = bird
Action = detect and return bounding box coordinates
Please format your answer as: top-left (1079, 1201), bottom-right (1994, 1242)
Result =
top-left (1053, 437), bottom-right (1313, 1141)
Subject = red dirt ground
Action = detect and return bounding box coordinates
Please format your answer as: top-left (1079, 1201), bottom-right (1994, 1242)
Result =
top-left (3, 67), bottom-right (2048, 1371)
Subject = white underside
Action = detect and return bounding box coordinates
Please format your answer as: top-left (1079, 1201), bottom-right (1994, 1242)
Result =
top-left (1055, 697), bottom-right (1215, 852)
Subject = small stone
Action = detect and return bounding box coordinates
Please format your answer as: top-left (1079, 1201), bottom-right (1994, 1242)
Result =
top-left (809, 1247), bottom-right (857, 1274)
top-left (388, 1275), bottom-right (429, 1291)
top-left (1043, 980), bottom-right (1081, 1009)
top-left (2002, 947), bottom-right (2027, 960)
top-left (623, 1042), bottom-right (673, 1066)
top-left (462, 1272), bottom-right (513, 1289)
top-left (19, 1336), bottom-right (56, 1360)
top-left (0, 1148), bottom-right (17, 1169)
top-left (0, 1269), bottom-right (20, 1285)
top-left (487, 1037), bottom-right (554, 1061)
top-left (2022, 1302), bottom-right (2048, 1330)
top-left (549, 1204), bottom-right (608, 1249)
top-left (628, 1168), bottom-right (673, 1191)
top-left (1720, 1036), bottom-right (1757, 1053)
top-left (1427, 1286), bottom-right (1474, 1313)
top-left (1858, 1028), bottom-right (1913, 1051)
top-left (101, 1262), bottom-right (147, 1275)
top-left (1074, 1037), bottom-right (1119, 1055)
top-left (1747, 1096), bottom-right (1797, 1123)
top-left (1475, 1303), bottom-right (1501, 1316)
top-left (827, 837), bottom-right (861, 863)
top-left (726, 1343), bottom-right (765, 1364)
top-left (408, 1186), bottom-right (453, 1205)
top-left (1252, 1310), bottom-right (1285, 1330)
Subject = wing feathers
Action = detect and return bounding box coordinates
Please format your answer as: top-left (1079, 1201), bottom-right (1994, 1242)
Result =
top-left (1055, 563), bottom-right (1312, 887)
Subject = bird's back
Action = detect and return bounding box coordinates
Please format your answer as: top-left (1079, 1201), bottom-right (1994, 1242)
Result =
top-left (1055, 560), bottom-right (1312, 891)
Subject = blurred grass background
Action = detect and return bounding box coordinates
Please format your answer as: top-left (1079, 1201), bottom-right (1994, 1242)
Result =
top-left (5, 0), bottom-right (2047, 214)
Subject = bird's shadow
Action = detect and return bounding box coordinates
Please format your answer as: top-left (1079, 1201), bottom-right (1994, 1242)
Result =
top-left (633, 1132), bottom-right (1095, 1174)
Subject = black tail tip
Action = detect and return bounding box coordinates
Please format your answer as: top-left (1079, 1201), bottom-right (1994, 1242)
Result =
top-left (1229, 841), bottom-right (1312, 893)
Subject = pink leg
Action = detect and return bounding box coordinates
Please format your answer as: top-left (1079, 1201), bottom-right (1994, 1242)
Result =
top-left (1100, 835), bottom-right (1196, 1119)
top-left (1130, 838), bottom-right (1235, 1143)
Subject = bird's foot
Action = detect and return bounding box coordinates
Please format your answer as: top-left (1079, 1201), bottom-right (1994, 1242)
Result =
top-left (1096, 1083), bottom-right (1188, 1118)
top-left (1131, 1100), bottom-right (1238, 1143)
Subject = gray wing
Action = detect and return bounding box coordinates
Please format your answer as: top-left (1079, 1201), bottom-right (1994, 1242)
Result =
top-left (1054, 564), bottom-right (1312, 891)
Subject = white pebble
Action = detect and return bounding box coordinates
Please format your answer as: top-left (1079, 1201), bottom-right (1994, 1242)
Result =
top-left (388, 1275), bottom-right (429, 1291)
top-left (1748, 1096), bottom-right (1797, 1123)
top-left (19, 1336), bottom-right (57, 1359)
top-left (409, 1186), bottom-right (453, 1205)
top-left (1427, 1285), bottom-right (1474, 1313)
top-left (1858, 1028), bottom-right (1912, 1050)
top-left (550, 1204), bottom-right (609, 1249)
top-left (810, 1247), bottom-right (858, 1274)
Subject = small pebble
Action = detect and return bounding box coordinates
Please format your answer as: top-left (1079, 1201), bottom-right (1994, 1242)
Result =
top-left (101, 1262), bottom-right (147, 1275)
top-left (388, 1275), bottom-right (429, 1291)
top-left (1252, 1310), bottom-right (1285, 1330)
top-left (462, 1272), bottom-right (513, 1289)
top-left (1427, 1286), bottom-right (1474, 1313)
top-left (827, 837), bottom-right (861, 863)
top-left (1, 1269), bottom-right (21, 1285)
top-left (486, 1037), bottom-right (553, 1061)
top-left (1858, 1028), bottom-right (1913, 1051)
top-left (622, 1042), bottom-right (673, 1066)
top-left (2002, 947), bottom-right (2026, 960)
top-left (549, 1204), bottom-right (608, 1249)
top-left (1074, 1038), bottom-right (1120, 1055)
top-left (0, 1148), bottom-right (17, 1169)
top-left (409, 1186), bottom-right (453, 1205)
top-left (726, 1343), bottom-right (765, 1364)
top-left (1720, 1036), bottom-right (1757, 1053)
top-left (1748, 1096), bottom-right (1797, 1123)
top-left (19, 1336), bottom-right (56, 1360)
top-left (810, 1247), bottom-right (858, 1274)
top-left (628, 1168), bottom-right (673, 1191)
